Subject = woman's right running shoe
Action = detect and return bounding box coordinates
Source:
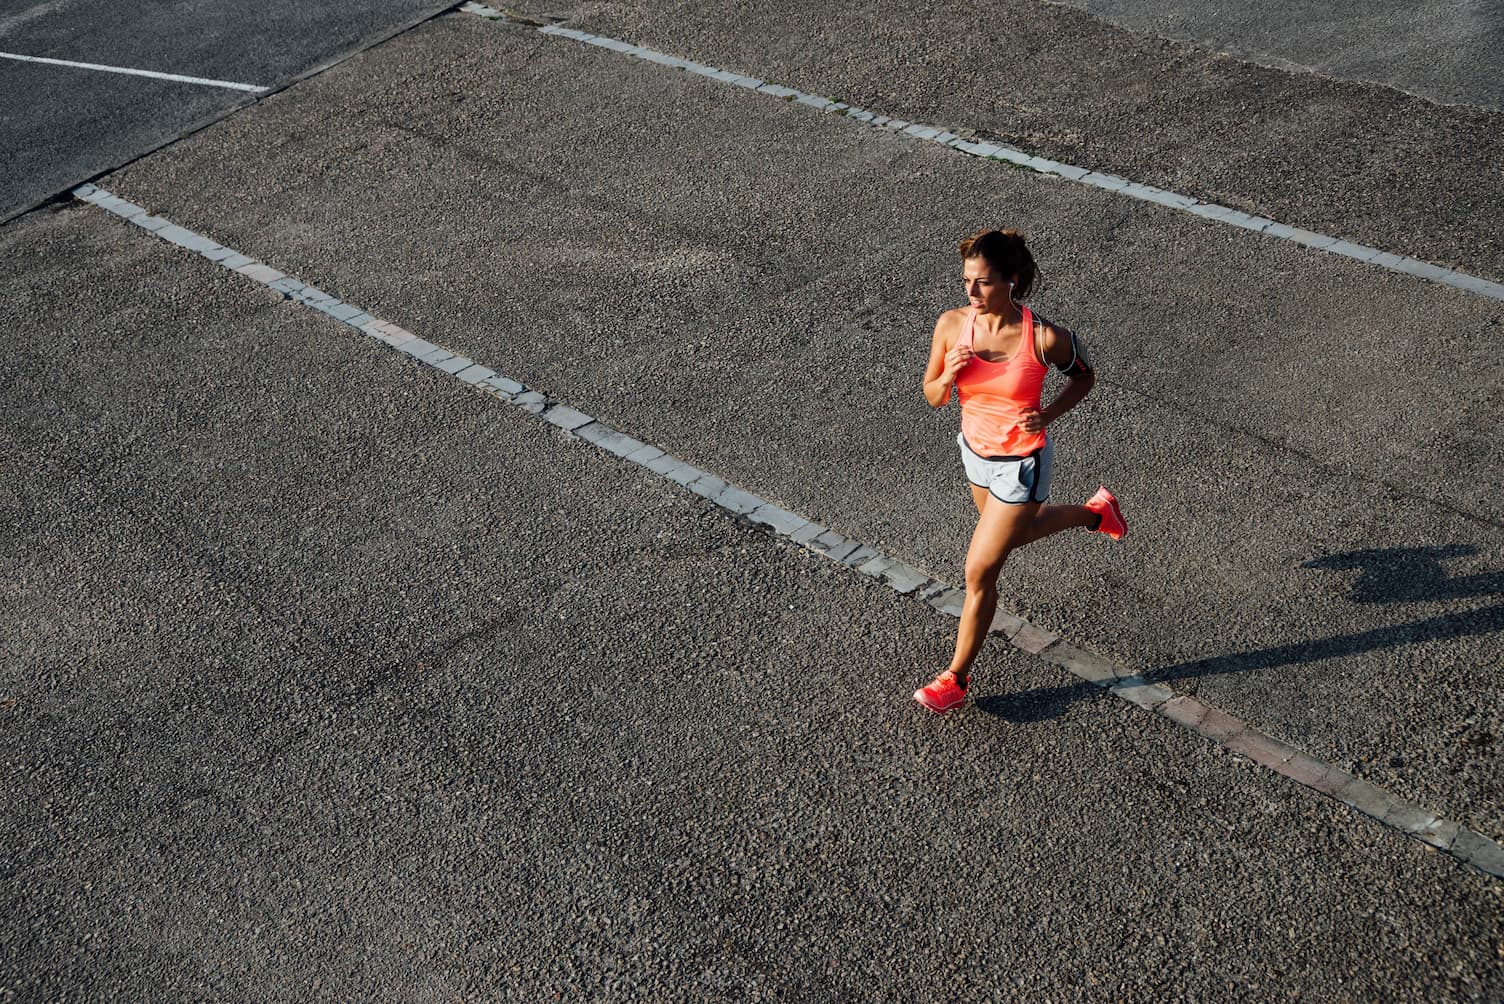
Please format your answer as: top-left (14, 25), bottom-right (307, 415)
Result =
top-left (1085, 486), bottom-right (1127, 540)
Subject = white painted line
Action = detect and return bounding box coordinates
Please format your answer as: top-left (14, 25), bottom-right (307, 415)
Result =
top-left (456, 8), bottom-right (1504, 304)
top-left (72, 184), bottom-right (1504, 882)
top-left (0, 51), bottom-right (267, 92)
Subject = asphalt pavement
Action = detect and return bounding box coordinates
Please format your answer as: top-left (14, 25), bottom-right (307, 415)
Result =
top-left (1053, 0), bottom-right (1504, 110)
top-left (3, 194), bottom-right (1501, 1001)
top-left (533, 0), bottom-right (1504, 285)
top-left (0, 0), bottom-right (450, 221)
top-left (93, 13), bottom-right (1504, 848)
top-left (3, 2), bottom-right (1503, 1000)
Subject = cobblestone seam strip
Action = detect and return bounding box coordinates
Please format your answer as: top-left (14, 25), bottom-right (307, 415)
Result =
top-left (455, 3), bottom-right (1504, 305)
top-left (72, 184), bottom-right (1504, 882)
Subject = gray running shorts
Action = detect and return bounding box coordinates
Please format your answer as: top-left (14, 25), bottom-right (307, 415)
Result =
top-left (957, 432), bottom-right (1052, 504)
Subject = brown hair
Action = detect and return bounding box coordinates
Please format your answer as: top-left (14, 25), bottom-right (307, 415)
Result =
top-left (959, 229), bottom-right (1038, 299)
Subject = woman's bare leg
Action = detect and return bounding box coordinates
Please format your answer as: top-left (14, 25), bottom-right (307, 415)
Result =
top-left (945, 499), bottom-right (1040, 684)
top-left (1017, 504), bottom-right (1097, 545)
top-left (970, 487), bottom-right (1095, 543)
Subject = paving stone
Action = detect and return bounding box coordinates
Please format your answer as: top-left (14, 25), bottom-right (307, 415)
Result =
top-left (456, 364), bottom-right (496, 385)
top-left (1049, 643), bottom-right (1121, 688)
top-left (1380, 801), bottom-right (1441, 836)
top-left (511, 390), bottom-right (547, 414)
top-left (343, 313), bottom-right (375, 328)
top-left (432, 355), bottom-right (473, 374)
top-left (1324, 239), bottom-right (1381, 261)
top-left (840, 545), bottom-right (880, 568)
top-left (1125, 183), bottom-right (1195, 209)
top-left (791, 522), bottom-right (828, 546)
top-left (1413, 817), bottom-right (1461, 851)
top-left (917, 581), bottom-right (948, 601)
top-left (543, 405), bottom-right (593, 431)
top-left (824, 539), bottom-right (862, 563)
top-left (1284, 227), bottom-right (1339, 249)
top-left (100, 196), bottom-right (145, 218)
top-left (131, 215), bottom-right (170, 233)
top-left (178, 232), bottom-right (220, 253)
top-left (622, 443), bottom-right (666, 464)
top-left (269, 277), bottom-right (304, 293)
top-left (199, 246), bottom-right (235, 262)
top-left (1451, 830), bottom-right (1504, 878)
top-left (480, 374), bottom-right (524, 395)
top-left (218, 252), bottom-right (255, 268)
top-left (1368, 251), bottom-right (1409, 269)
top-left (810, 530), bottom-right (846, 554)
top-left (1334, 776), bottom-right (1400, 824)
top-left (1011, 620), bottom-right (1058, 653)
top-left (879, 562), bottom-right (929, 595)
top-left (1192, 706), bottom-right (1246, 743)
top-left (1081, 172), bottom-right (1128, 191)
top-left (747, 504), bottom-right (808, 536)
top-left (646, 456), bottom-right (702, 486)
top-left (1110, 676), bottom-right (1174, 711)
top-left (1222, 729), bottom-right (1298, 768)
top-left (1270, 749), bottom-right (1331, 789)
top-left (1397, 259), bottom-right (1453, 282)
top-left (377, 327), bottom-right (417, 348)
top-left (397, 337), bottom-right (436, 357)
top-left (72, 184), bottom-right (97, 198)
top-left (687, 473), bottom-right (729, 499)
top-left (577, 420), bottom-right (643, 456)
top-left (235, 263), bottom-right (286, 284)
top-left (989, 609), bottom-right (1024, 637)
top-left (714, 485), bottom-right (764, 515)
top-left (325, 302), bottom-right (365, 322)
top-left (643, 451), bottom-right (687, 475)
top-left (1183, 202), bottom-right (1240, 222)
top-left (925, 588), bottom-right (965, 618)
top-left (154, 224), bottom-right (196, 246)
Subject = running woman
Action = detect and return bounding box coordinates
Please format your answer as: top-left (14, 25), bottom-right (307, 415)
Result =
top-left (914, 229), bottom-right (1125, 714)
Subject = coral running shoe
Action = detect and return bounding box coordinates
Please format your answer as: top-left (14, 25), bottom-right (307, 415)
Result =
top-left (913, 672), bottom-right (968, 713)
top-left (1085, 486), bottom-right (1127, 540)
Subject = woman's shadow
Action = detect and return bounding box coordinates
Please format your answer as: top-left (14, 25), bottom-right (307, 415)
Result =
top-left (977, 544), bottom-right (1504, 723)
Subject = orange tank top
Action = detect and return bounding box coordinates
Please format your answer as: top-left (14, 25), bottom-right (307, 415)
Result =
top-left (955, 306), bottom-right (1048, 457)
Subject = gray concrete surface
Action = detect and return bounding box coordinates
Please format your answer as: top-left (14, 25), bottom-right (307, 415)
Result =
top-left (4, 192), bottom-right (1503, 1003)
top-left (1050, 0), bottom-right (1504, 111)
top-left (0, 0), bottom-right (449, 222)
top-left (6, 4), bottom-right (1504, 999)
top-left (532, 0), bottom-right (1504, 284)
top-left (95, 14), bottom-right (1504, 851)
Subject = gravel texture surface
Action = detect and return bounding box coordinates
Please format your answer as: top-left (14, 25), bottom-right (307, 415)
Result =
top-left (3, 201), bottom-right (1503, 1002)
top-left (98, 14), bottom-right (1504, 847)
top-left (515, 0), bottom-right (1504, 283)
top-left (0, 0), bottom-right (450, 221)
top-left (1048, 0), bottom-right (1504, 111)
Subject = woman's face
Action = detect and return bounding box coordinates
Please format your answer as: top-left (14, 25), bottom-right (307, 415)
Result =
top-left (963, 256), bottom-right (1015, 314)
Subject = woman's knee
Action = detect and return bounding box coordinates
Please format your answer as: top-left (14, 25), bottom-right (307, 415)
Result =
top-left (964, 555), bottom-right (1007, 593)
